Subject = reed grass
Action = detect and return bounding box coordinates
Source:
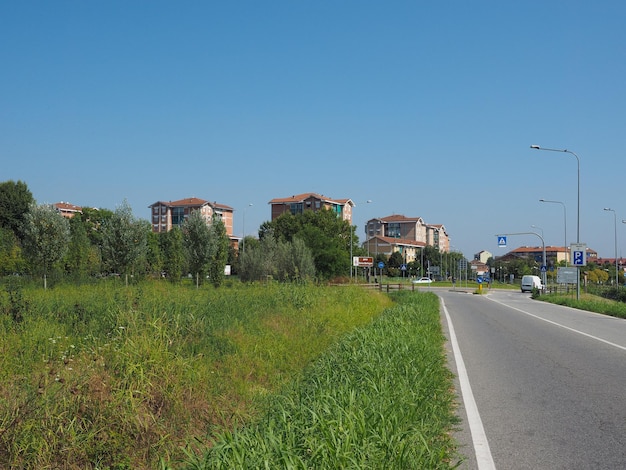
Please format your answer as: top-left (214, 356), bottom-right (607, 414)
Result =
top-left (0, 280), bottom-right (390, 468)
top-left (185, 290), bottom-right (460, 469)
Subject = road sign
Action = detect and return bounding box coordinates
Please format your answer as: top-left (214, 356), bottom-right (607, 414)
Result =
top-left (497, 236), bottom-right (507, 247)
top-left (571, 243), bottom-right (587, 266)
top-left (557, 267), bottom-right (578, 284)
top-left (378, 261), bottom-right (385, 269)
top-left (541, 265), bottom-right (547, 272)
top-left (353, 256), bottom-right (374, 267)
top-left (400, 264), bottom-right (407, 271)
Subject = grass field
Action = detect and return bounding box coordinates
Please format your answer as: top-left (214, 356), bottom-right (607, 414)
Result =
top-left (0, 280), bottom-right (459, 469)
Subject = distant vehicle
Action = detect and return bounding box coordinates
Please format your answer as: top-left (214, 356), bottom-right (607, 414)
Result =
top-left (521, 275), bottom-right (542, 292)
top-left (412, 277), bottom-right (433, 284)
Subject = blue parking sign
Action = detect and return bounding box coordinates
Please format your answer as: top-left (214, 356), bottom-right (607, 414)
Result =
top-left (571, 243), bottom-right (587, 266)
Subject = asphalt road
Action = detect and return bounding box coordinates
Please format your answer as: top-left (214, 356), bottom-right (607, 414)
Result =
top-left (438, 288), bottom-right (626, 470)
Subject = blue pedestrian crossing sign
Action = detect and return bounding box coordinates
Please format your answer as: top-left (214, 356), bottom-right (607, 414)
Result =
top-left (497, 236), bottom-right (507, 247)
top-left (571, 243), bottom-right (587, 266)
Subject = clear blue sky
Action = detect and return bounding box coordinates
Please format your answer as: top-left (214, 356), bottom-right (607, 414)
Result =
top-left (2, 1), bottom-right (625, 259)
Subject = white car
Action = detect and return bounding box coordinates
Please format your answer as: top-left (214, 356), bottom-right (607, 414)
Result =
top-left (412, 277), bottom-right (433, 284)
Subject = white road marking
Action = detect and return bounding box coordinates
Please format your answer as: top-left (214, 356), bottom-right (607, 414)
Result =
top-left (441, 298), bottom-right (497, 469)
top-left (487, 296), bottom-right (626, 352)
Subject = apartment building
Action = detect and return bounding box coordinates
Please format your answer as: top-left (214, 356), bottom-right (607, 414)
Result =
top-left (53, 202), bottom-right (82, 219)
top-left (268, 193), bottom-right (354, 223)
top-left (364, 214), bottom-right (450, 252)
top-left (362, 236), bottom-right (426, 263)
top-left (148, 197), bottom-right (234, 237)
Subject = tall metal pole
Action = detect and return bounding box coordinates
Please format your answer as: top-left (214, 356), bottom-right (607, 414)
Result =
top-left (351, 200), bottom-right (372, 280)
top-left (242, 203), bottom-right (253, 254)
top-left (604, 208), bottom-right (618, 287)
top-left (540, 199), bottom-right (567, 265)
top-left (531, 145), bottom-right (580, 299)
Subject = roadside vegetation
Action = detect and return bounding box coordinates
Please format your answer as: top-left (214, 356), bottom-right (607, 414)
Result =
top-left (181, 290), bottom-right (460, 469)
top-left (537, 288), bottom-right (626, 319)
top-left (0, 280), bottom-right (463, 469)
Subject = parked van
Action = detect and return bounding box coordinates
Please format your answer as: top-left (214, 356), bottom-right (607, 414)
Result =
top-left (521, 275), bottom-right (543, 292)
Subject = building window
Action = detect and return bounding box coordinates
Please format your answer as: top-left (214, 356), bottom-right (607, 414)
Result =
top-left (315, 201), bottom-right (321, 209)
top-left (172, 207), bottom-right (185, 226)
top-left (290, 203), bottom-right (303, 215)
top-left (388, 223), bottom-right (401, 238)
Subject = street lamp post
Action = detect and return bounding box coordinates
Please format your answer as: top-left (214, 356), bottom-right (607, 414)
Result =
top-left (604, 208), bottom-right (618, 287)
top-left (242, 203), bottom-right (253, 254)
top-left (531, 145), bottom-right (581, 299)
top-left (351, 200), bottom-right (372, 280)
top-left (540, 199), bottom-right (567, 265)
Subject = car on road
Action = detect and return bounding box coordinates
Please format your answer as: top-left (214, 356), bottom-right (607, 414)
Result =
top-left (412, 277), bottom-right (433, 284)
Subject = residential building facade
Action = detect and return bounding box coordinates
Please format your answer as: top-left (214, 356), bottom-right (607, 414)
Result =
top-left (54, 202), bottom-right (82, 219)
top-left (364, 214), bottom-right (450, 254)
top-left (496, 245), bottom-right (599, 265)
top-left (148, 197), bottom-right (234, 237)
top-left (268, 193), bottom-right (354, 223)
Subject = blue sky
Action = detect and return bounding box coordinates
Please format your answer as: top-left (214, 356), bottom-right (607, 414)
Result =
top-left (2, 1), bottom-right (625, 259)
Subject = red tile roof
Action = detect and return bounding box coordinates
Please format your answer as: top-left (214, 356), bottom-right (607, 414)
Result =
top-left (268, 192), bottom-right (352, 205)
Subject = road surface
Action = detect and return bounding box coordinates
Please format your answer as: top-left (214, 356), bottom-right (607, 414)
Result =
top-left (438, 288), bottom-right (626, 469)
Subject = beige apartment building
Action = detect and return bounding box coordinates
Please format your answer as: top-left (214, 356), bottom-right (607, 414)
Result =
top-left (53, 202), bottom-right (82, 219)
top-left (148, 197), bottom-right (234, 238)
top-left (364, 214), bottom-right (450, 257)
top-left (268, 193), bottom-right (354, 223)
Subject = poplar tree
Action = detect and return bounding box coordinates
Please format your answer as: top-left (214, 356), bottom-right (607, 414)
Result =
top-left (22, 203), bottom-right (70, 289)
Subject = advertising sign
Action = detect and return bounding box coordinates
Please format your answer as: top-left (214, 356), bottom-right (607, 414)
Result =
top-left (353, 256), bottom-right (374, 267)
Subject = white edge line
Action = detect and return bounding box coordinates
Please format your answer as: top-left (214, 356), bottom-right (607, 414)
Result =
top-left (486, 296), bottom-right (626, 352)
top-left (441, 298), bottom-right (497, 470)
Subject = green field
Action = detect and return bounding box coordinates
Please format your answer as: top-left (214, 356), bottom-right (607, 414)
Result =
top-left (0, 280), bottom-right (460, 469)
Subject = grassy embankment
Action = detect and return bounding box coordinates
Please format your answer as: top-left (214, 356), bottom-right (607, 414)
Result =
top-left (538, 290), bottom-right (626, 319)
top-left (0, 280), bottom-right (460, 469)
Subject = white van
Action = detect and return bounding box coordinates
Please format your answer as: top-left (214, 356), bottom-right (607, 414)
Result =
top-left (521, 275), bottom-right (543, 292)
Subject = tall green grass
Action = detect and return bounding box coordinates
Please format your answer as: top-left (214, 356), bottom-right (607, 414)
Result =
top-left (183, 290), bottom-right (460, 469)
top-left (0, 280), bottom-right (391, 469)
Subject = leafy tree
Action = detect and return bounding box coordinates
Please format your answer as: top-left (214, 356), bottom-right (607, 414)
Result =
top-left (239, 236), bottom-right (315, 282)
top-left (160, 227), bottom-right (184, 282)
top-left (100, 200), bottom-right (147, 281)
top-left (64, 216), bottom-right (92, 279)
top-left (207, 218), bottom-right (229, 287)
top-left (79, 207), bottom-right (114, 248)
top-left (0, 180), bottom-right (34, 240)
top-left (22, 204), bottom-right (71, 289)
top-left (145, 230), bottom-right (162, 277)
top-left (182, 210), bottom-right (215, 287)
top-left (0, 226), bottom-right (25, 275)
top-left (262, 210), bottom-right (354, 279)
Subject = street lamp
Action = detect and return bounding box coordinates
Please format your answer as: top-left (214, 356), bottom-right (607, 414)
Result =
top-left (540, 199), bottom-right (567, 265)
top-left (531, 145), bottom-right (581, 299)
top-left (604, 208), bottom-right (618, 287)
top-left (531, 224), bottom-right (544, 238)
top-left (351, 200), bottom-right (372, 279)
top-left (242, 203), bottom-right (253, 254)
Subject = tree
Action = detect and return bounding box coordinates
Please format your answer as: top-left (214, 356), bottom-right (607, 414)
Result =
top-left (0, 226), bottom-right (25, 275)
top-left (239, 236), bottom-right (315, 282)
top-left (22, 204), bottom-right (71, 289)
top-left (145, 230), bottom-right (162, 277)
top-left (160, 227), bottom-right (184, 282)
top-left (207, 218), bottom-right (229, 287)
top-left (79, 206), bottom-right (114, 248)
top-left (182, 210), bottom-right (215, 287)
top-left (0, 180), bottom-right (34, 240)
top-left (262, 209), bottom-right (354, 279)
top-left (100, 200), bottom-right (148, 282)
top-left (64, 215), bottom-right (92, 279)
